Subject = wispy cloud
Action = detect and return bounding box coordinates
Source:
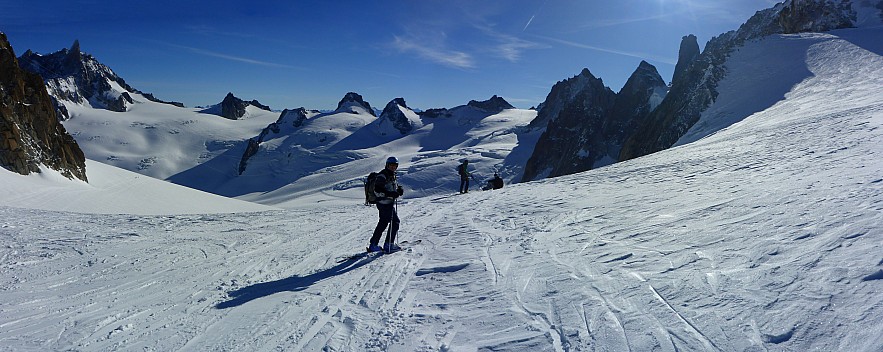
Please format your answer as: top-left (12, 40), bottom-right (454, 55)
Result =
top-left (535, 35), bottom-right (677, 65)
top-left (163, 42), bottom-right (302, 69)
top-left (392, 36), bottom-right (476, 69)
top-left (486, 31), bottom-right (543, 63)
top-left (577, 12), bottom-right (685, 30)
top-left (467, 24), bottom-right (543, 63)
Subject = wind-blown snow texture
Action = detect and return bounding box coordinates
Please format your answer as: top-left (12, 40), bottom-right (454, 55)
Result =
top-left (1, 28), bottom-right (882, 352)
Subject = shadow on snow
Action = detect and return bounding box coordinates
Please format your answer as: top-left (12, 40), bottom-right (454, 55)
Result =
top-left (215, 256), bottom-right (377, 309)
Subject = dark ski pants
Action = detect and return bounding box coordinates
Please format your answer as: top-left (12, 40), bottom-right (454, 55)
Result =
top-left (460, 176), bottom-right (469, 193)
top-left (370, 203), bottom-right (399, 245)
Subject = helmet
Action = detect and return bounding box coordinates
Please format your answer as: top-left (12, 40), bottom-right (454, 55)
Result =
top-left (386, 156), bottom-right (399, 164)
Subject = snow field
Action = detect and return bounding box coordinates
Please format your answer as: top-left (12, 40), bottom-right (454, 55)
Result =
top-left (0, 26), bottom-right (881, 351)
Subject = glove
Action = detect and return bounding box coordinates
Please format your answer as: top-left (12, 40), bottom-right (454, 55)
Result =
top-left (397, 186), bottom-right (404, 196)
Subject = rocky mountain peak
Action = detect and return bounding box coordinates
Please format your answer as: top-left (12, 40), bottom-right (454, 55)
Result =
top-left (522, 60), bottom-right (670, 183)
top-left (18, 40), bottom-right (183, 117)
top-left (220, 93), bottom-right (248, 120)
top-left (521, 68), bottom-right (618, 182)
top-left (335, 92), bottom-right (375, 116)
top-left (621, 61), bottom-right (667, 96)
top-left (673, 35), bottom-right (700, 83)
top-left (620, 0), bottom-right (867, 162)
top-left (528, 68), bottom-right (606, 130)
top-left (379, 98), bottom-right (414, 135)
top-left (200, 92), bottom-right (270, 120)
top-left (467, 95), bottom-right (514, 113)
top-left (0, 33), bottom-right (87, 181)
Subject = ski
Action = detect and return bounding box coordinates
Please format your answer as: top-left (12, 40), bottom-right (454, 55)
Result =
top-left (336, 240), bottom-right (422, 263)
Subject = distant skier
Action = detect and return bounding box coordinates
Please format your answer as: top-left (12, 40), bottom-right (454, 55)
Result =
top-left (457, 159), bottom-right (471, 194)
top-left (367, 156), bottom-right (404, 253)
top-left (482, 173), bottom-right (504, 191)
top-left (491, 173), bottom-right (503, 190)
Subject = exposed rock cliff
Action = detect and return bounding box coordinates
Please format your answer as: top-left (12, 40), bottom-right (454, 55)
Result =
top-left (0, 33), bottom-right (87, 181)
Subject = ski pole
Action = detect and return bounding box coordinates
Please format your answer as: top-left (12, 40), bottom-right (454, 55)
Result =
top-left (394, 197), bottom-right (399, 248)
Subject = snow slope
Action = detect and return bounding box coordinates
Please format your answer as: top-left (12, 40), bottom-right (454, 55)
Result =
top-left (169, 104), bottom-right (539, 207)
top-left (61, 95), bottom-right (279, 180)
top-left (248, 107), bottom-right (540, 208)
top-left (0, 160), bottom-right (275, 215)
top-left (1, 27), bottom-right (881, 351)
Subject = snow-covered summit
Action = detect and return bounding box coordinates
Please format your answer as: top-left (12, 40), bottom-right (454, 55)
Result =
top-left (335, 92), bottom-right (376, 116)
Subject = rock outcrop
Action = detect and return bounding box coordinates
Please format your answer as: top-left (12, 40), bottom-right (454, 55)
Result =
top-left (522, 63), bottom-right (667, 182)
top-left (335, 92), bottom-right (375, 116)
top-left (418, 108), bottom-right (452, 119)
top-left (467, 95), bottom-right (515, 113)
top-left (521, 69), bottom-right (617, 181)
top-left (200, 92), bottom-right (272, 120)
top-left (620, 0), bottom-right (862, 161)
top-left (0, 33), bottom-right (87, 181)
top-left (378, 98), bottom-right (415, 135)
top-left (220, 93), bottom-right (248, 120)
top-left (238, 107), bottom-right (313, 174)
top-left (672, 35), bottom-right (700, 84)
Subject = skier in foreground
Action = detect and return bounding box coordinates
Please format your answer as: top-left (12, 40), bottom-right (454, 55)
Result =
top-left (367, 157), bottom-right (404, 253)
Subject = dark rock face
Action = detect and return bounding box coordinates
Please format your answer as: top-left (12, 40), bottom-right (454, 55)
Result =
top-left (467, 95), bottom-right (514, 113)
top-left (238, 107), bottom-right (311, 174)
top-left (220, 93), bottom-right (248, 120)
top-left (418, 108), bottom-right (451, 119)
top-left (335, 92), bottom-right (375, 116)
top-left (379, 98), bottom-right (414, 135)
top-left (521, 63), bottom-right (667, 182)
top-left (606, 61), bottom-right (668, 163)
top-left (201, 93), bottom-right (272, 120)
top-left (620, 0), bottom-right (859, 161)
top-left (0, 33), bottom-right (87, 181)
top-left (527, 68), bottom-right (599, 130)
top-left (521, 69), bottom-right (617, 182)
top-left (249, 99), bottom-right (271, 111)
top-left (673, 35), bottom-right (700, 84)
top-left (142, 93), bottom-right (184, 108)
top-left (18, 40), bottom-right (182, 117)
top-left (778, 0), bottom-right (854, 33)
top-left (279, 108), bottom-right (309, 128)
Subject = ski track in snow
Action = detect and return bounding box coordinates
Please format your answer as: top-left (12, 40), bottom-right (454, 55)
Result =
top-left (1, 28), bottom-right (883, 351)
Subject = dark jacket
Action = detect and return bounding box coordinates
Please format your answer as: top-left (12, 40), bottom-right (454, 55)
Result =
top-left (491, 176), bottom-right (504, 189)
top-left (458, 163), bottom-right (469, 177)
top-left (373, 168), bottom-right (400, 205)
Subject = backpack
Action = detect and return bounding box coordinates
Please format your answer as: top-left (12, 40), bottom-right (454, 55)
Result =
top-left (364, 172), bottom-right (380, 205)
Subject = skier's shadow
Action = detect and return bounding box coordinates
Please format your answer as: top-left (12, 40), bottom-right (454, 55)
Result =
top-left (215, 256), bottom-right (377, 309)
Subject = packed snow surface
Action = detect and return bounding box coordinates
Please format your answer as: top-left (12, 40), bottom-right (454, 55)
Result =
top-left (0, 160), bottom-right (275, 215)
top-left (1, 28), bottom-right (882, 351)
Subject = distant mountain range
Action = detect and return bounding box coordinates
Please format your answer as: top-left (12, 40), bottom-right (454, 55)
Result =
top-left (1, 0), bottom-right (880, 200)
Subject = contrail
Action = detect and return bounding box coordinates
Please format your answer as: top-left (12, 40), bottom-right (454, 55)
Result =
top-left (523, 15), bottom-right (536, 31)
top-left (523, 0), bottom-right (548, 32)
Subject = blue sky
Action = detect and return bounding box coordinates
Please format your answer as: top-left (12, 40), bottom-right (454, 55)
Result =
top-left (3, 0), bottom-right (778, 110)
